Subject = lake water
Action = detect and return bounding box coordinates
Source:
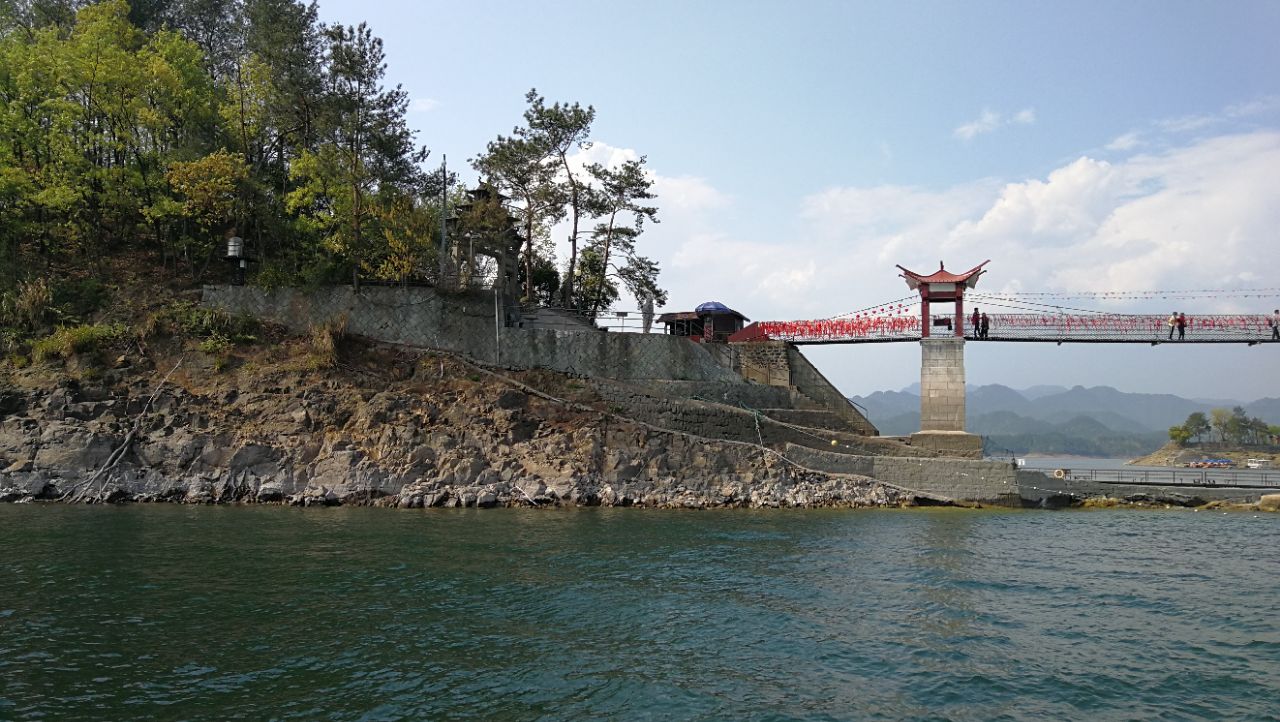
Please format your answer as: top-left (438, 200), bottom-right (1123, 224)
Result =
top-left (2, 505), bottom-right (1279, 720)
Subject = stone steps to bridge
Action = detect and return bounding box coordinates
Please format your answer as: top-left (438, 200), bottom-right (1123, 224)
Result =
top-left (517, 306), bottom-right (598, 333)
top-left (587, 377), bottom-right (933, 459)
top-left (757, 408), bottom-right (871, 436)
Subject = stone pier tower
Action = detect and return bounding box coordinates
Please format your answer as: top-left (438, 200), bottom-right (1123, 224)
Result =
top-left (898, 261), bottom-right (989, 458)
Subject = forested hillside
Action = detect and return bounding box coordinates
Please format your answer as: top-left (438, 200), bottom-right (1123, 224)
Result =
top-left (0, 0), bottom-right (666, 353)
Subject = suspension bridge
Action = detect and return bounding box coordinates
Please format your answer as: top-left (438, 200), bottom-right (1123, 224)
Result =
top-left (723, 260), bottom-right (1278, 458)
top-left (732, 312), bottom-right (1277, 345)
top-left (730, 261), bottom-right (1279, 346)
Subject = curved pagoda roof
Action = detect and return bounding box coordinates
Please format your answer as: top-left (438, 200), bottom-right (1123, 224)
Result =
top-left (897, 260), bottom-right (990, 291)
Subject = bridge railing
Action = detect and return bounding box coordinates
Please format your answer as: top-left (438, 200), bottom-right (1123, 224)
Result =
top-left (981, 314), bottom-right (1275, 343)
top-left (1055, 467), bottom-right (1280, 489)
top-left (739, 314), bottom-right (1277, 344)
top-left (747, 317), bottom-right (923, 343)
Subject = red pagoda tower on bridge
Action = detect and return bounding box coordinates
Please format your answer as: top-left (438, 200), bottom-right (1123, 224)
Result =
top-left (897, 260), bottom-right (988, 337)
top-left (897, 260), bottom-right (989, 457)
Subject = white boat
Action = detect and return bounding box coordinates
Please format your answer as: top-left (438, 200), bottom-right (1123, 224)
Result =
top-left (1246, 458), bottom-right (1272, 469)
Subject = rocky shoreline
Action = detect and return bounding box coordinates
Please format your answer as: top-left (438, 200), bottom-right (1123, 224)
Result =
top-left (1129, 442), bottom-right (1278, 468)
top-left (0, 348), bottom-right (916, 510)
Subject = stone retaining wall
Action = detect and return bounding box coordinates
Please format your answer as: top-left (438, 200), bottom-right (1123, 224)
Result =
top-left (641, 380), bottom-right (794, 409)
top-left (783, 444), bottom-right (1029, 505)
top-left (588, 381), bottom-right (937, 459)
top-left (203, 285), bottom-right (738, 382)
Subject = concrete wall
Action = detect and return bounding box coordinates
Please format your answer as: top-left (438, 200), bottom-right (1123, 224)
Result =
top-left (640, 380), bottom-right (795, 409)
top-left (784, 444), bottom-right (1028, 504)
top-left (203, 285), bottom-right (739, 383)
top-left (920, 338), bottom-right (966, 431)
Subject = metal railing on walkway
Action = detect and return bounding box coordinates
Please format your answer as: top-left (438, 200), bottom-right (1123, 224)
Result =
top-left (744, 314), bottom-right (1279, 345)
top-left (1048, 467), bottom-right (1280, 489)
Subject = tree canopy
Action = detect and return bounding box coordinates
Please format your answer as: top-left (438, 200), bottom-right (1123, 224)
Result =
top-left (1, 3), bottom-right (666, 318)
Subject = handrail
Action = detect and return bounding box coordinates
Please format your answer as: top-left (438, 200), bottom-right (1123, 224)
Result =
top-left (1042, 467), bottom-right (1280, 489)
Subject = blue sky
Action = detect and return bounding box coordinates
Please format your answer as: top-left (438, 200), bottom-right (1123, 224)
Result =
top-left (316, 0), bottom-right (1280, 401)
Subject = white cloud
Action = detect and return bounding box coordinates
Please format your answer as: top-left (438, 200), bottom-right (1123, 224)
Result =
top-left (651, 175), bottom-right (730, 213)
top-left (410, 98), bottom-right (440, 113)
top-left (954, 107), bottom-right (1036, 140)
top-left (1154, 95), bottom-right (1280, 135)
top-left (535, 132), bottom-right (1280, 329)
top-left (779, 131), bottom-right (1280, 317)
top-left (1105, 132), bottom-right (1142, 151)
top-left (953, 109), bottom-right (1002, 140)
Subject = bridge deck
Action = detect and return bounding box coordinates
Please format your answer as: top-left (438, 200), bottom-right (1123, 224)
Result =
top-left (745, 314), bottom-right (1278, 345)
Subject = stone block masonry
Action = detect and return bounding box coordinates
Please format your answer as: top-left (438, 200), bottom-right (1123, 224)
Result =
top-left (920, 338), bottom-right (966, 431)
top-left (202, 286), bottom-right (739, 383)
top-left (784, 444), bottom-right (1028, 505)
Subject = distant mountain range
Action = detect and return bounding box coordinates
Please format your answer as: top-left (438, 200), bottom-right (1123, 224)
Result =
top-left (849, 385), bottom-right (1280, 458)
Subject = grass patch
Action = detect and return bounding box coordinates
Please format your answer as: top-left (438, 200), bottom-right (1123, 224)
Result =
top-left (305, 314), bottom-right (348, 370)
top-left (198, 333), bottom-right (234, 372)
top-left (31, 323), bottom-right (127, 362)
top-left (146, 301), bottom-right (259, 344)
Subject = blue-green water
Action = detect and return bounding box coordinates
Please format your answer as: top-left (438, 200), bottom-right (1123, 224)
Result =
top-left (2, 506), bottom-right (1278, 721)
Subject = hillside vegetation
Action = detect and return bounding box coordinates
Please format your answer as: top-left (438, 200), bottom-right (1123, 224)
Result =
top-left (1, 0), bottom-right (668, 366)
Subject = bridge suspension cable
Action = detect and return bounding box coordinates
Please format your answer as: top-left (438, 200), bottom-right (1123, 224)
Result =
top-left (968, 287), bottom-right (1280, 301)
top-left (828, 295), bottom-right (919, 320)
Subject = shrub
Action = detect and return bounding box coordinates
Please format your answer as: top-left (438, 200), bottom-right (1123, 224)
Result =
top-left (0, 278), bottom-right (54, 331)
top-left (150, 301), bottom-right (258, 344)
top-left (305, 313), bottom-right (347, 369)
top-left (31, 323), bottom-right (126, 362)
top-left (198, 333), bottom-right (234, 373)
top-left (51, 278), bottom-right (109, 322)
top-left (198, 334), bottom-right (232, 356)
top-left (252, 262), bottom-right (294, 291)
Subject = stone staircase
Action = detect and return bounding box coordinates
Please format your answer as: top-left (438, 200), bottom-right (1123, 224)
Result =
top-left (518, 305), bottom-right (599, 333)
top-left (588, 377), bottom-right (934, 459)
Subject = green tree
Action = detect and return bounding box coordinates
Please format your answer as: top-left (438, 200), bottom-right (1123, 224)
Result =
top-left (515, 89), bottom-right (594, 306)
top-left (1168, 425), bottom-right (1191, 447)
top-left (369, 192), bottom-right (436, 283)
top-left (1183, 411), bottom-right (1210, 443)
top-left (472, 134), bottom-right (564, 300)
top-left (1224, 406), bottom-right (1250, 445)
top-left (1210, 408), bottom-right (1231, 443)
top-left (517, 250), bottom-right (559, 305)
top-left (154, 149), bottom-right (248, 278)
top-left (287, 21), bottom-right (425, 287)
top-left (581, 156), bottom-right (664, 314)
top-left (1246, 416), bottom-right (1270, 446)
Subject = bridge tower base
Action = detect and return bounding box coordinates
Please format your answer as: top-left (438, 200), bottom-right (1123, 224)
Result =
top-left (911, 337), bottom-right (983, 458)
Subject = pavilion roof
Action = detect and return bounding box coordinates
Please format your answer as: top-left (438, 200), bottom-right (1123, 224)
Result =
top-left (897, 260), bottom-right (990, 290)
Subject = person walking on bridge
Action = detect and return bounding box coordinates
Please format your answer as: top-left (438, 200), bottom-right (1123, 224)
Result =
top-left (1168, 311), bottom-right (1178, 340)
top-left (970, 308), bottom-right (980, 339)
top-left (1177, 312), bottom-right (1187, 340)
top-left (980, 312), bottom-right (990, 340)
top-left (1271, 309), bottom-right (1279, 340)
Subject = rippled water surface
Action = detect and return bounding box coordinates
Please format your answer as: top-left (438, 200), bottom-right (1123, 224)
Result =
top-left (2, 506), bottom-right (1278, 720)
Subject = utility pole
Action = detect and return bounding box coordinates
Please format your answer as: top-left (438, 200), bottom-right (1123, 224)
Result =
top-left (439, 155), bottom-right (449, 287)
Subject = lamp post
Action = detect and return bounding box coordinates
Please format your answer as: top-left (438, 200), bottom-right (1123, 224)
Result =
top-left (226, 236), bottom-right (246, 286)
